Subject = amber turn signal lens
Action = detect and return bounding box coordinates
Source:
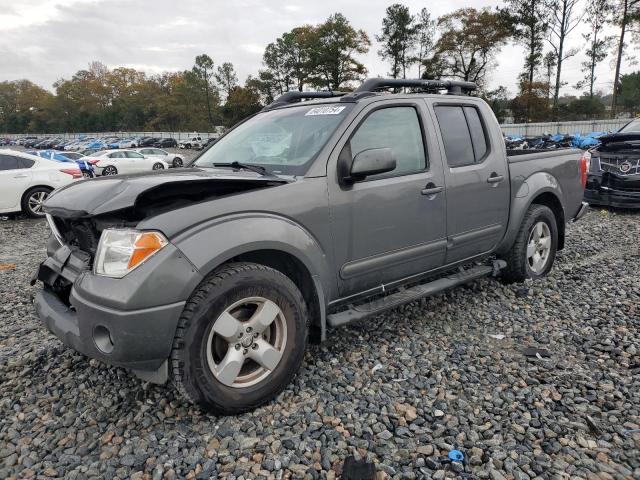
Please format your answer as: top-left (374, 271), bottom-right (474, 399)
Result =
top-left (127, 232), bottom-right (168, 269)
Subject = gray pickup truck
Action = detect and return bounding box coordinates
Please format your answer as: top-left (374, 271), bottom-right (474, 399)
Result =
top-left (33, 79), bottom-right (588, 414)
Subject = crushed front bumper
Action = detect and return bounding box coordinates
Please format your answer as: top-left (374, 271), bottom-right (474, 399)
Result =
top-left (585, 172), bottom-right (640, 209)
top-left (32, 239), bottom-right (203, 379)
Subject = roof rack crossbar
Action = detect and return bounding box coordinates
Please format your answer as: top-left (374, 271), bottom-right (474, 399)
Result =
top-left (264, 91), bottom-right (346, 110)
top-left (355, 78), bottom-right (478, 95)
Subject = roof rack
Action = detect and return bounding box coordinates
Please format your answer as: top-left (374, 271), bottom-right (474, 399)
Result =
top-left (353, 78), bottom-right (478, 96)
top-left (263, 91), bottom-right (346, 110)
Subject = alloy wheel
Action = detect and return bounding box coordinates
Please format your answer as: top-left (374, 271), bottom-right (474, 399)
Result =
top-left (206, 297), bottom-right (287, 388)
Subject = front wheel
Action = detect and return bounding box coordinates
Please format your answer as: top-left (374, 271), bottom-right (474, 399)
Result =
top-left (500, 204), bottom-right (558, 283)
top-left (170, 263), bottom-right (308, 414)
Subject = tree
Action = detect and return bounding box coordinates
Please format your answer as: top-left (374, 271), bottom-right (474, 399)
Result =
top-left (543, 51), bottom-right (557, 99)
top-left (483, 86), bottom-right (510, 123)
top-left (576, 0), bottom-right (613, 97)
top-left (376, 4), bottom-right (416, 78)
top-left (215, 62), bottom-right (238, 99)
top-left (545, 0), bottom-right (585, 119)
top-left (192, 54), bottom-right (216, 125)
top-left (262, 26), bottom-right (318, 93)
top-left (435, 8), bottom-right (512, 86)
top-left (311, 13), bottom-right (371, 90)
top-left (222, 84), bottom-right (262, 127)
top-left (619, 71), bottom-right (640, 114)
top-left (510, 80), bottom-right (552, 122)
top-left (502, 0), bottom-right (548, 86)
top-left (413, 8), bottom-right (437, 78)
top-left (610, 0), bottom-right (640, 116)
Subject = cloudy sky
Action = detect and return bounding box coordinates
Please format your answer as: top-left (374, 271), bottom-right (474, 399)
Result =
top-left (0, 0), bottom-right (632, 97)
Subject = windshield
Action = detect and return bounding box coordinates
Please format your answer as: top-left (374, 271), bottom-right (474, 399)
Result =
top-left (194, 103), bottom-right (353, 175)
top-left (619, 119), bottom-right (640, 133)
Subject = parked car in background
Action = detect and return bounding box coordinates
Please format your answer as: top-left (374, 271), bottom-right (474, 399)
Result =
top-left (139, 137), bottom-right (160, 147)
top-left (0, 150), bottom-right (81, 217)
top-left (27, 149), bottom-right (95, 178)
top-left (136, 147), bottom-right (184, 167)
top-left (585, 118), bottom-right (640, 208)
top-left (84, 149), bottom-right (169, 175)
top-left (153, 138), bottom-right (178, 148)
top-left (23, 138), bottom-right (41, 148)
top-left (33, 79), bottom-right (588, 414)
top-left (179, 135), bottom-right (204, 149)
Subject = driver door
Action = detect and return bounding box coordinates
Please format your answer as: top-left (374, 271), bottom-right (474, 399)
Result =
top-left (327, 100), bottom-right (448, 297)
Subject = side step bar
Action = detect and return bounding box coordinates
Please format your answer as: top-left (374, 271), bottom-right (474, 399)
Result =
top-left (326, 261), bottom-right (505, 328)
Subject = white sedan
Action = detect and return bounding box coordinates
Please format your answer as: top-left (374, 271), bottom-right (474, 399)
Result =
top-left (0, 149), bottom-right (82, 218)
top-left (135, 147), bottom-right (185, 168)
top-left (85, 149), bottom-right (169, 176)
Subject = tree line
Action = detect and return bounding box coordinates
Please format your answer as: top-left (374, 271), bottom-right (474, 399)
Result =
top-left (0, 1), bottom-right (639, 134)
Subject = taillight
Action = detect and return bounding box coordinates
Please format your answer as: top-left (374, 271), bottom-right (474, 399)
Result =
top-left (60, 168), bottom-right (82, 179)
top-left (87, 159), bottom-right (99, 165)
top-left (579, 151), bottom-right (590, 188)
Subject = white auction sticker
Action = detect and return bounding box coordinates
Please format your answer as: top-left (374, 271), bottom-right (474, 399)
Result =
top-left (305, 106), bottom-right (346, 116)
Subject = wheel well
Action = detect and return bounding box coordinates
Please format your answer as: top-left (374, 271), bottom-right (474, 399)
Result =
top-left (531, 192), bottom-right (565, 250)
top-left (21, 185), bottom-right (53, 203)
top-left (230, 250), bottom-right (323, 343)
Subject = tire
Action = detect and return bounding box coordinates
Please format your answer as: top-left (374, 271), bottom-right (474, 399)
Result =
top-left (21, 187), bottom-right (52, 218)
top-left (500, 204), bottom-right (558, 283)
top-left (173, 157), bottom-right (183, 168)
top-left (185, 143), bottom-right (191, 149)
top-left (152, 162), bottom-right (164, 170)
top-left (102, 165), bottom-right (117, 176)
top-left (82, 171), bottom-right (92, 179)
top-left (170, 262), bottom-right (308, 415)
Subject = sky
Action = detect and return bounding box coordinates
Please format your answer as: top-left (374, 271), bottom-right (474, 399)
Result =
top-left (0, 0), bottom-right (633, 97)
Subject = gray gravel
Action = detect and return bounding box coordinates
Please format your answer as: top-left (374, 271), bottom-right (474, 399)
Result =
top-left (1, 208), bottom-right (639, 479)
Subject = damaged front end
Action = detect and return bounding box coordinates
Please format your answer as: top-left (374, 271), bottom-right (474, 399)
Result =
top-left (585, 137), bottom-right (640, 209)
top-left (35, 170), bottom-right (287, 296)
top-left (31, 169), bottom-right (286, 376)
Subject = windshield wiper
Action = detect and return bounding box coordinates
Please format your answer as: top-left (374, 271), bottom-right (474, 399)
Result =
top-left (213, 161), bottom-right (268, 176)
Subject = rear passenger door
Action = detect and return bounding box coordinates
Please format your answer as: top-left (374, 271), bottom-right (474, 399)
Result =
top-left (0, 154), bottom-right (34, 209)
top-left (431, 102), bottom-right (510, 264)
top-left (328, 100), bottom-right (447, 297)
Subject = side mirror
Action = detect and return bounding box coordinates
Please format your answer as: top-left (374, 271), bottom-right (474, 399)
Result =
top-left (347, 147), bottom-right (396, 182)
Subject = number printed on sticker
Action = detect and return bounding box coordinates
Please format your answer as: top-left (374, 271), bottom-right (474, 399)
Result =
top-left (305, 106), bottom-right (346, 116)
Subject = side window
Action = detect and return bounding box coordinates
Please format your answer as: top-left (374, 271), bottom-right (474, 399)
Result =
top-left (140, 149), bottom-right (151, 154)
top-left (125, 151), bottom-right (144, 158)
top-left (434, 105), bottom-right (490, 167)
top-left (464, 106), bottom-right (489, 161)
top-left (0, 155), bottom-right (20, 170)
top-left (153, 149), bottom-right (166, 155)
top-left (19, 158), bottom-right (35, 168)
top-left (349, 106), bottom-right (427, 177)
top-left (434, 106), bottom-right (474, 167)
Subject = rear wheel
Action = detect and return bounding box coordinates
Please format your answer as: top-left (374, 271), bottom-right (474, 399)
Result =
top-left (500, 204), bottom-right (558, 283)
top-left (22, 187), bottom-right (52, 218)
top-left (170, 263), bottom-right (308, 414)
top-left (152, 162), bottom-right (164, 170)
top-left (102, 165), bottom-right (117, 176)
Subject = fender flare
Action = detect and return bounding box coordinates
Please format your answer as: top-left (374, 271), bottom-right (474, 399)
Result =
top-left (173, 213), bottom-right (333, 339)
top-left (496, 172), bottom-right (565, 255)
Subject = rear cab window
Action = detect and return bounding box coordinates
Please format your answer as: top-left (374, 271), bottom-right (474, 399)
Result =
top-left (434, 105), bottom-right (490, 168)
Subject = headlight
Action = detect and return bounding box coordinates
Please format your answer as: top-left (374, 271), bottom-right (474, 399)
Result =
top-left (94, 229), bottom-right (168, 278)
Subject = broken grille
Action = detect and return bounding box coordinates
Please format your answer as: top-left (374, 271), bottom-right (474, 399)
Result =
top-left (597, 155), bottom-right (640, 176)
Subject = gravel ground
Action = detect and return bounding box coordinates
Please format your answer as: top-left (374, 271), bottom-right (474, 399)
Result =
top-left (0, 208), bottom-right (639, 480)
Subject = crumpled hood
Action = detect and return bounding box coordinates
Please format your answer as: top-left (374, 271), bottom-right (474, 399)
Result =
top-left (44, 167), bottom-right (289, 218)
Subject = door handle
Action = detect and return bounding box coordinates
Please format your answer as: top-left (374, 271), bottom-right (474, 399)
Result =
top-left (13, 174), bottom-right (28, 178)
top-left (487, 173), bottom-right (505, 184)
top-left (421, 184), bottom-right (444, 196)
